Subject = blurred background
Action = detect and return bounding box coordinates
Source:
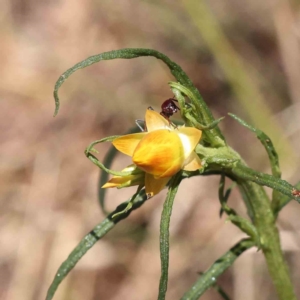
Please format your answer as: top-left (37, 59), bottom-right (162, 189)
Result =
top-left (1, 0), bottom-right (300, 299)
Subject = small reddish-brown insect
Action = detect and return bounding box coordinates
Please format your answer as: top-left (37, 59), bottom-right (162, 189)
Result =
top-left (135, 98), bottom-right (180, 132)
top-left (160, 98), bottom-right (180, 119)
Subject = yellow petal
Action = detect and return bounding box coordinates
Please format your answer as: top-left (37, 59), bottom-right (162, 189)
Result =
top-left (112, 133), bottom-right (146, 156)
top-left (145, 109), bottom-right (170, 132)
top-left (145, 173), bottom-right (170, 197)
top-left (102, 174), bottom-right (144, 189)
top-left (102, 176), bottom-right (127, 188)
top-left (133, 129), bottom-right (184, 178)
top-left (176, 127), bottom-right (202, 159)
top-left (183, 152), bottom-right (202, 171)
top-left (121, 164), bottom-right (143, 174)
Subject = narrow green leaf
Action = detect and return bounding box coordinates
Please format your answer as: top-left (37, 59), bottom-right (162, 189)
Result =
top-left (232, 162), bottom-right (300, 203)
top-left (228, 113), bottom-right (281, 179)
top-left (212, 284), bottom-right (231, 300)
top-left (111, 185), bottom-right (143, 219)
top-left (53, 48), bottom-right (218, 139)
top-left (158, 173), bottom-right (182, 300)
top-left (219, 175), bottom-right (259, 245)
top-left (197, 271), bottom-right (231, 300)
top-left (181, 239), bottom-right (254, 300)
top-left (85, 137), bottom-right (140, 177)
top-left (272, 181), bottom-right (300, 218)
top-left (85, 135), bottom-right (120, 152)
top-left (169, 82), bottom-right (215, 131)
top-left (45, 189), bottom-right (147, 300)
top-left (170, 81), bottom-right (225, 147)
top-left (98, 144), bottom-right (118, 214)
top-left (218, 174), bottom-right (236, 216)
top-left (229, 113), bottom-right (283, 206)
top-left (98, 126), bottom-right (141, 214)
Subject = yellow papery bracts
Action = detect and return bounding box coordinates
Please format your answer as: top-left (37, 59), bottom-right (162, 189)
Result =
top-left (133, 130), bottom-right (184, 178)
top-left (103, 109), bottom-right (202, 197)
top-left (102, 165), bottom-right (144, 189)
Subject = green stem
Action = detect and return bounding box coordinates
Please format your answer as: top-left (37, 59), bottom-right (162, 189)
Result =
top-left (195, 155), bottom-right (296, 298)
top-left (236, 177), bottom-right (296, 300)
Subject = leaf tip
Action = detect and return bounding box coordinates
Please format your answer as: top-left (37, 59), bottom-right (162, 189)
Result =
top-left (53, 92), bottom-right (60, 117)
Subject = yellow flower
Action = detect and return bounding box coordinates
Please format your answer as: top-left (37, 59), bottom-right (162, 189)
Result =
top-left (102, 109), bottom-right (202, 197)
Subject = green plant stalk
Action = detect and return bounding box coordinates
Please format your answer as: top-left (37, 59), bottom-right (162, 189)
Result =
top-left (199, 167), bottom-right (296, 299)
top-left (235, 175), bottom-right (296, 300)
top-left (197, 146), bottom-right (296, 298)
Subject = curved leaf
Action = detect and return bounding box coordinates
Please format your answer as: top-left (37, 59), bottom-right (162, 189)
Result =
top-left (53, 48), bottom-right (218, 138)
top-left (98, 143), bottom-right (118, 214)
top-left (218, 175), bottom-right (259, 245)
top-left (98, 125), bottom-right (141, 214)
top-left (228, 113), bottom-right (281, 178)
top-left (228, 113), bottom-right (284, 207)
top-left (158, 173), bottom-right (182, 300)
top-left (232, 162), bottom-right (300, 203)
top-left (46, 189), bottom-right (147, 300)
top-left (181, 239), bottom-right (254, 300)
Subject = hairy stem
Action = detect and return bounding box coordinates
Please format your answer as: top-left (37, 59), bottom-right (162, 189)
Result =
top-left (236, 176), bottom-right (296, 300)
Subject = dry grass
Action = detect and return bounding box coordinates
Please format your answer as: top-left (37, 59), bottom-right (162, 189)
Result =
top-left (1, 1), bottom-right (300, 299)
